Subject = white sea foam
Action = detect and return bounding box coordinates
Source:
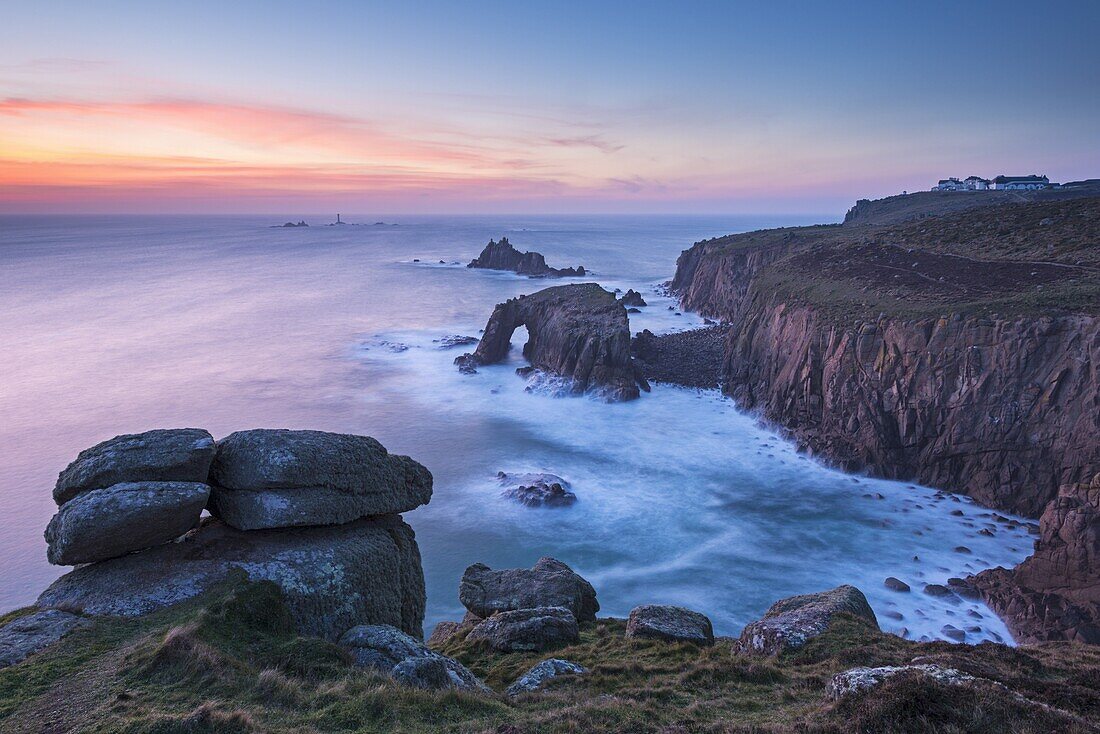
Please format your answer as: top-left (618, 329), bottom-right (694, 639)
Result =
top-left (355, 308), bottom-right (1034, 645)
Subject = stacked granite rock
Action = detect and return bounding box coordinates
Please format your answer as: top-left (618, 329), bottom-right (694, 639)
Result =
top-left (37, 428), bottom-right (432, 642)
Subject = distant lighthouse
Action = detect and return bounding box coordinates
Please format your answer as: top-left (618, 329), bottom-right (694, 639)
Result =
top-left (336, 213), bottom-right (341, 224)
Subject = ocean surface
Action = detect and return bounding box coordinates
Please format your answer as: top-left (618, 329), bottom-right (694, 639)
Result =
top-left (0, 214), bottom-right (1035, 644)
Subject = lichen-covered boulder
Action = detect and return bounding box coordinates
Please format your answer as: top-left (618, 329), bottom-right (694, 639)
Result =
top-left (826, 664), bottom-right (977, 700)
top-left (53, 428), bottom-right (215, 505)
top-left (44, 481), bottom-right (210, 565)
top-left (207, 429), bottom-right (432, 530)
top-left (738, 585), bottom-right (878, 656)
top-left (626, 604), bottom-right (714, 646)
top-left (506, 658), bottom-right (588, 696)
top-left (338, 624), bottom-right (486, 691)
top-left (465, 607), bottom-right (579, 653)
top-left (0, 610), bottom-right (91, 669)
top-left (37, 516), bottom-right (425, 641)
top-left (460, 557), bottom-right (598, 622)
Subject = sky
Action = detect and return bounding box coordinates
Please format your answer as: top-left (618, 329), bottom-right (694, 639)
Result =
top-left (0, 1), bottom-right (1098, 215)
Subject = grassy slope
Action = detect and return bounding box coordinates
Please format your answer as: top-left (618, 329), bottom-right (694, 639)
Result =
top-left (696, 197), bottom-right (1100, 324)
top-left (3, 579), bottom-right (1100, 733)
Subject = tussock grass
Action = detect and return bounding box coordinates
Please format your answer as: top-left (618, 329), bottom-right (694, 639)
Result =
top-left (3, 579), bottom-right (1100, 733)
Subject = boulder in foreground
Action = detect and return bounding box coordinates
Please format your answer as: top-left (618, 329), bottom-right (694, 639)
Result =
top-left (826, 663), bottom-right (976, 700)
top-left (37, 516), bottom-right (425, 641)
top-left (208, 429), bottom-right (432, 530)
top-left (338, 624), bottom-right (487, 691)
top-left (44, 481), bottom-right (210, 565)
top-left (506, 658), bottom-right (588, 696)
top-left (53, 428), bottom-right (215, 505)
top-left (626, 604), bottom-right (714, 646)
top-left (465, 606), bottom-right (579, 653)
top-left (460, 556), bottom-right (599, 622)
top-left (738, 584), bottom-right (878, 656)
top-left (0, 610), bottom-right (91, 669)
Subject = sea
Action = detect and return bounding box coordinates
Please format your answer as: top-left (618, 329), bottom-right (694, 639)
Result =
top-left (0, 213), bottom-right (1035, 644)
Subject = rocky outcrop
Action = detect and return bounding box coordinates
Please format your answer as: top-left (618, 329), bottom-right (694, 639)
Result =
top-left (459, 557), bottom-right (599, 622)
top-left (208, 429), bottom-right (432, 530)
top-left (971, 475), bottom-right (1100, 644)
top-left (53, 428), bottom-right (215, 505)
top-left (506, 659), bottom-right (588, 696)
top-left (338, 624), bottom-right (487, 691)
top-left (465, 606), bottom-right (579, 653)
top-left (626, 605), bottom-right (714, 646)
top-left (0, 610), bottom-right (91, 669)
top-left (455, 283), bottom-right (648, 400)
top-left (35, 429), bottom-right (430, 643)
top-left (467, 237), bottom-right (585, 277)
top-left (45, 481), bottom-right (209, 565)
top-left (619, 289), bottom-right (647, 307)
top-left (738, 585), bottom-right (878, 656)
top-left (38, 516), bottom-right (424, 641)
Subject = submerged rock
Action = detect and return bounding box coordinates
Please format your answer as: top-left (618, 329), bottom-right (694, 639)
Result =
top-left (626, 604), bottom-right (714, 646)
top-left (884, 577), bottom-right (911, 593)
top-left (338, 624), bottom-right (486, 691)
top-left (434, 335), bottom-right (479, 349)
top-left (45, 481), bottom-right (210, 565)
top-left (506, 658), bottom-right (588, 696)
top-left (467, 237), bottom-right (585, 277)
top-left (460, 557), bottom-right (599, 622)
top-left (53, 428), bottom-right (215, 505)
top-left (455, 283), bottom-right (648, 400)
top-left (465, 606), bottom-right (579, 653)
top-left (0, 610), bottom-right (91, 669)
top-left (497, 473), bottom-right (576, 508)
top-left (37, 516), bottom-right (425, 642)
top-left (738, 585), bottom-right (877, 656)
top-left (207, 429), bottom-right (432, 530)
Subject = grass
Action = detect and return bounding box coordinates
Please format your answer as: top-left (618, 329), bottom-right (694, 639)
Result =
top-left (686, 196), bottom-right (1100, 325)
top-left (3, 579), bottom-right (1100, 732)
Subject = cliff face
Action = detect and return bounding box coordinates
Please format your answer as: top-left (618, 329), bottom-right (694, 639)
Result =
top-left (457, 283), bottom-right (647, 400)
top-left (721, 299), bottom-right (1099, 516)
top-left (973, 476), bottom-right (1100, 644)
top-left (670, 197), bottom-right (1100, 641)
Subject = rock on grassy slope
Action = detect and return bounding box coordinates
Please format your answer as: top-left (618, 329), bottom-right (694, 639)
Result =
top-left (4, 578), bottom-right (1100, 733)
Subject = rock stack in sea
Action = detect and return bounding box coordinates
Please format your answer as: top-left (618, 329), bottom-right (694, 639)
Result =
top-left (37, 428), bottom-right (431, 642)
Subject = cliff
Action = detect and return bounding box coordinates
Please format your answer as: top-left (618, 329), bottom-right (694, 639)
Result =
top-left (456, 283), bottom-right (647, 400)
top-left (670, 196), bottom-right (1100, 641)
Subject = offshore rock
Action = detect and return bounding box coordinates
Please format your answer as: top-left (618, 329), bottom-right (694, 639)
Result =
top-left (454, 283), bottom-right (648, 400)
top-left (45, 481), bottom-right (210, 565)
top-left (467, 237), bottom-right (585, 277)
top-left (53, 428), bottom-right (215, 505)
top-left (208, 429), bottom-right (432, 530)
top-left (460, 557), bottom-right (599, 622)
top-left (36, 516), bottom-right (425, 642)
top-left (618, 289), bottom-right (647, 307)
top-left (738, 585), bottom-right (878, 656)
top-left (498, 472), bottom-right (577, 508)
top-left (465, 606), bottom-right (579, 653)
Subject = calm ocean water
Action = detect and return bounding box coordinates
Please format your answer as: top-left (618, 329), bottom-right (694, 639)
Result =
top-left (0, 214), bottom-right (1034, 643)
